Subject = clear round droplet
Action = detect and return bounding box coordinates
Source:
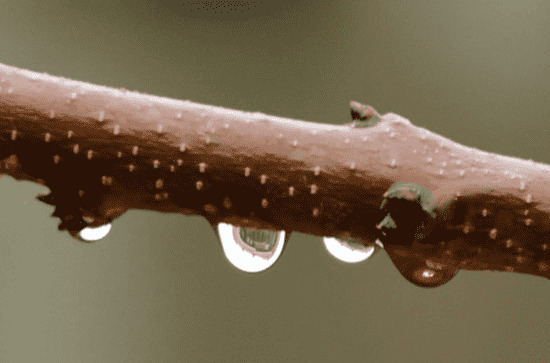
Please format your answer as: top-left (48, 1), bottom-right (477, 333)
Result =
top-left (77, 223), bottom-right (112, 242)
top-left (217, 223), bottom-right (285, 273)
top-left (323, 236), bottom-right (378, 263)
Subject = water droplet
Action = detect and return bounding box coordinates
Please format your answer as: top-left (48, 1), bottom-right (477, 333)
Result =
top-left (323, 237), bottom-right (378, 263)
top-left (314, 166), bottom-right (321, 176)
top-left (77, 223), bottom-right (112, 242)
top-left (217, 223), bottom-right (286, 273)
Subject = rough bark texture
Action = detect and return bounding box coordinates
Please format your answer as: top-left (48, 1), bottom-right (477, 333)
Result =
top-left (0, 62), bottom-right (549, 287)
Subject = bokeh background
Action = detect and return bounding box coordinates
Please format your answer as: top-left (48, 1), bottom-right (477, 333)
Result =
top-left (0, 1), bottom-right (549, 362)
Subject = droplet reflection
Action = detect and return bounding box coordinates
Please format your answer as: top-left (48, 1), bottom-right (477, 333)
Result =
top-left (77, 223), bottom-right (112, 242)
top-left (323, 236), bottom-right (378, 263)
top-left (217, 223), bottom-right (285, 273)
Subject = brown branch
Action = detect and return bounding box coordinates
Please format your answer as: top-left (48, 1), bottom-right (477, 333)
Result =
top-left (0, 62), bottom-right (549, 287)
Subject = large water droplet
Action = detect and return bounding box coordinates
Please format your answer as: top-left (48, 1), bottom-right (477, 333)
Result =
top-left (77, 223), bottom-right (112, 242)
top-left (323, 236), bottom-right (379, 263)
top-left (217, 223), bottom-right (285, 273)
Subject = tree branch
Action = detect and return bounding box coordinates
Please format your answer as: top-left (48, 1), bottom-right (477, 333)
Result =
top-left (0, 62), bottom-right (548, 287)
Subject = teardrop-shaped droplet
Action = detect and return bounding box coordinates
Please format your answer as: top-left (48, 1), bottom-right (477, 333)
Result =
top-left (385, 247), bottom-right (458, 288)
top-left (323, 236), bottom-right (379, 263)
top-left (77, 223), bottom-right (112, 242)
top-left (217, 222), bottom-right (285, 273)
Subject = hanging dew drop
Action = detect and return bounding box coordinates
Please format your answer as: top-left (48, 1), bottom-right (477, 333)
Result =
top-left (77, 223), bottom-right (112, 242)
top-left (323, 236), bottom-right (379, 263)
top-left (217, 223), bottom-right (286, 273)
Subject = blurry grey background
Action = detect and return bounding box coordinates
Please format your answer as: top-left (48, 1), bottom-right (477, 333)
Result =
top-left (0, 1), bottom-right (549, 362)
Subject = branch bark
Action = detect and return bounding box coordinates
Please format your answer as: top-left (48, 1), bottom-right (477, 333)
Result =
top-left (0, 62), bottom-right (548, 287)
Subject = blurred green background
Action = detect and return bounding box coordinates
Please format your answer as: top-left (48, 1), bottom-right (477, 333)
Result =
top-left (0, 1), bottom-right (549, 362)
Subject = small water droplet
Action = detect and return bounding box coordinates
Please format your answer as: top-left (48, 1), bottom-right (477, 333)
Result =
top-left (217, 223), bottom-right (286, 273)
top-left (323, 237), bottom-right (377, 263)
top-left (314, 166), bottom-right (321, 176)
top-left (78, 223), bottom-right (112, 242)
